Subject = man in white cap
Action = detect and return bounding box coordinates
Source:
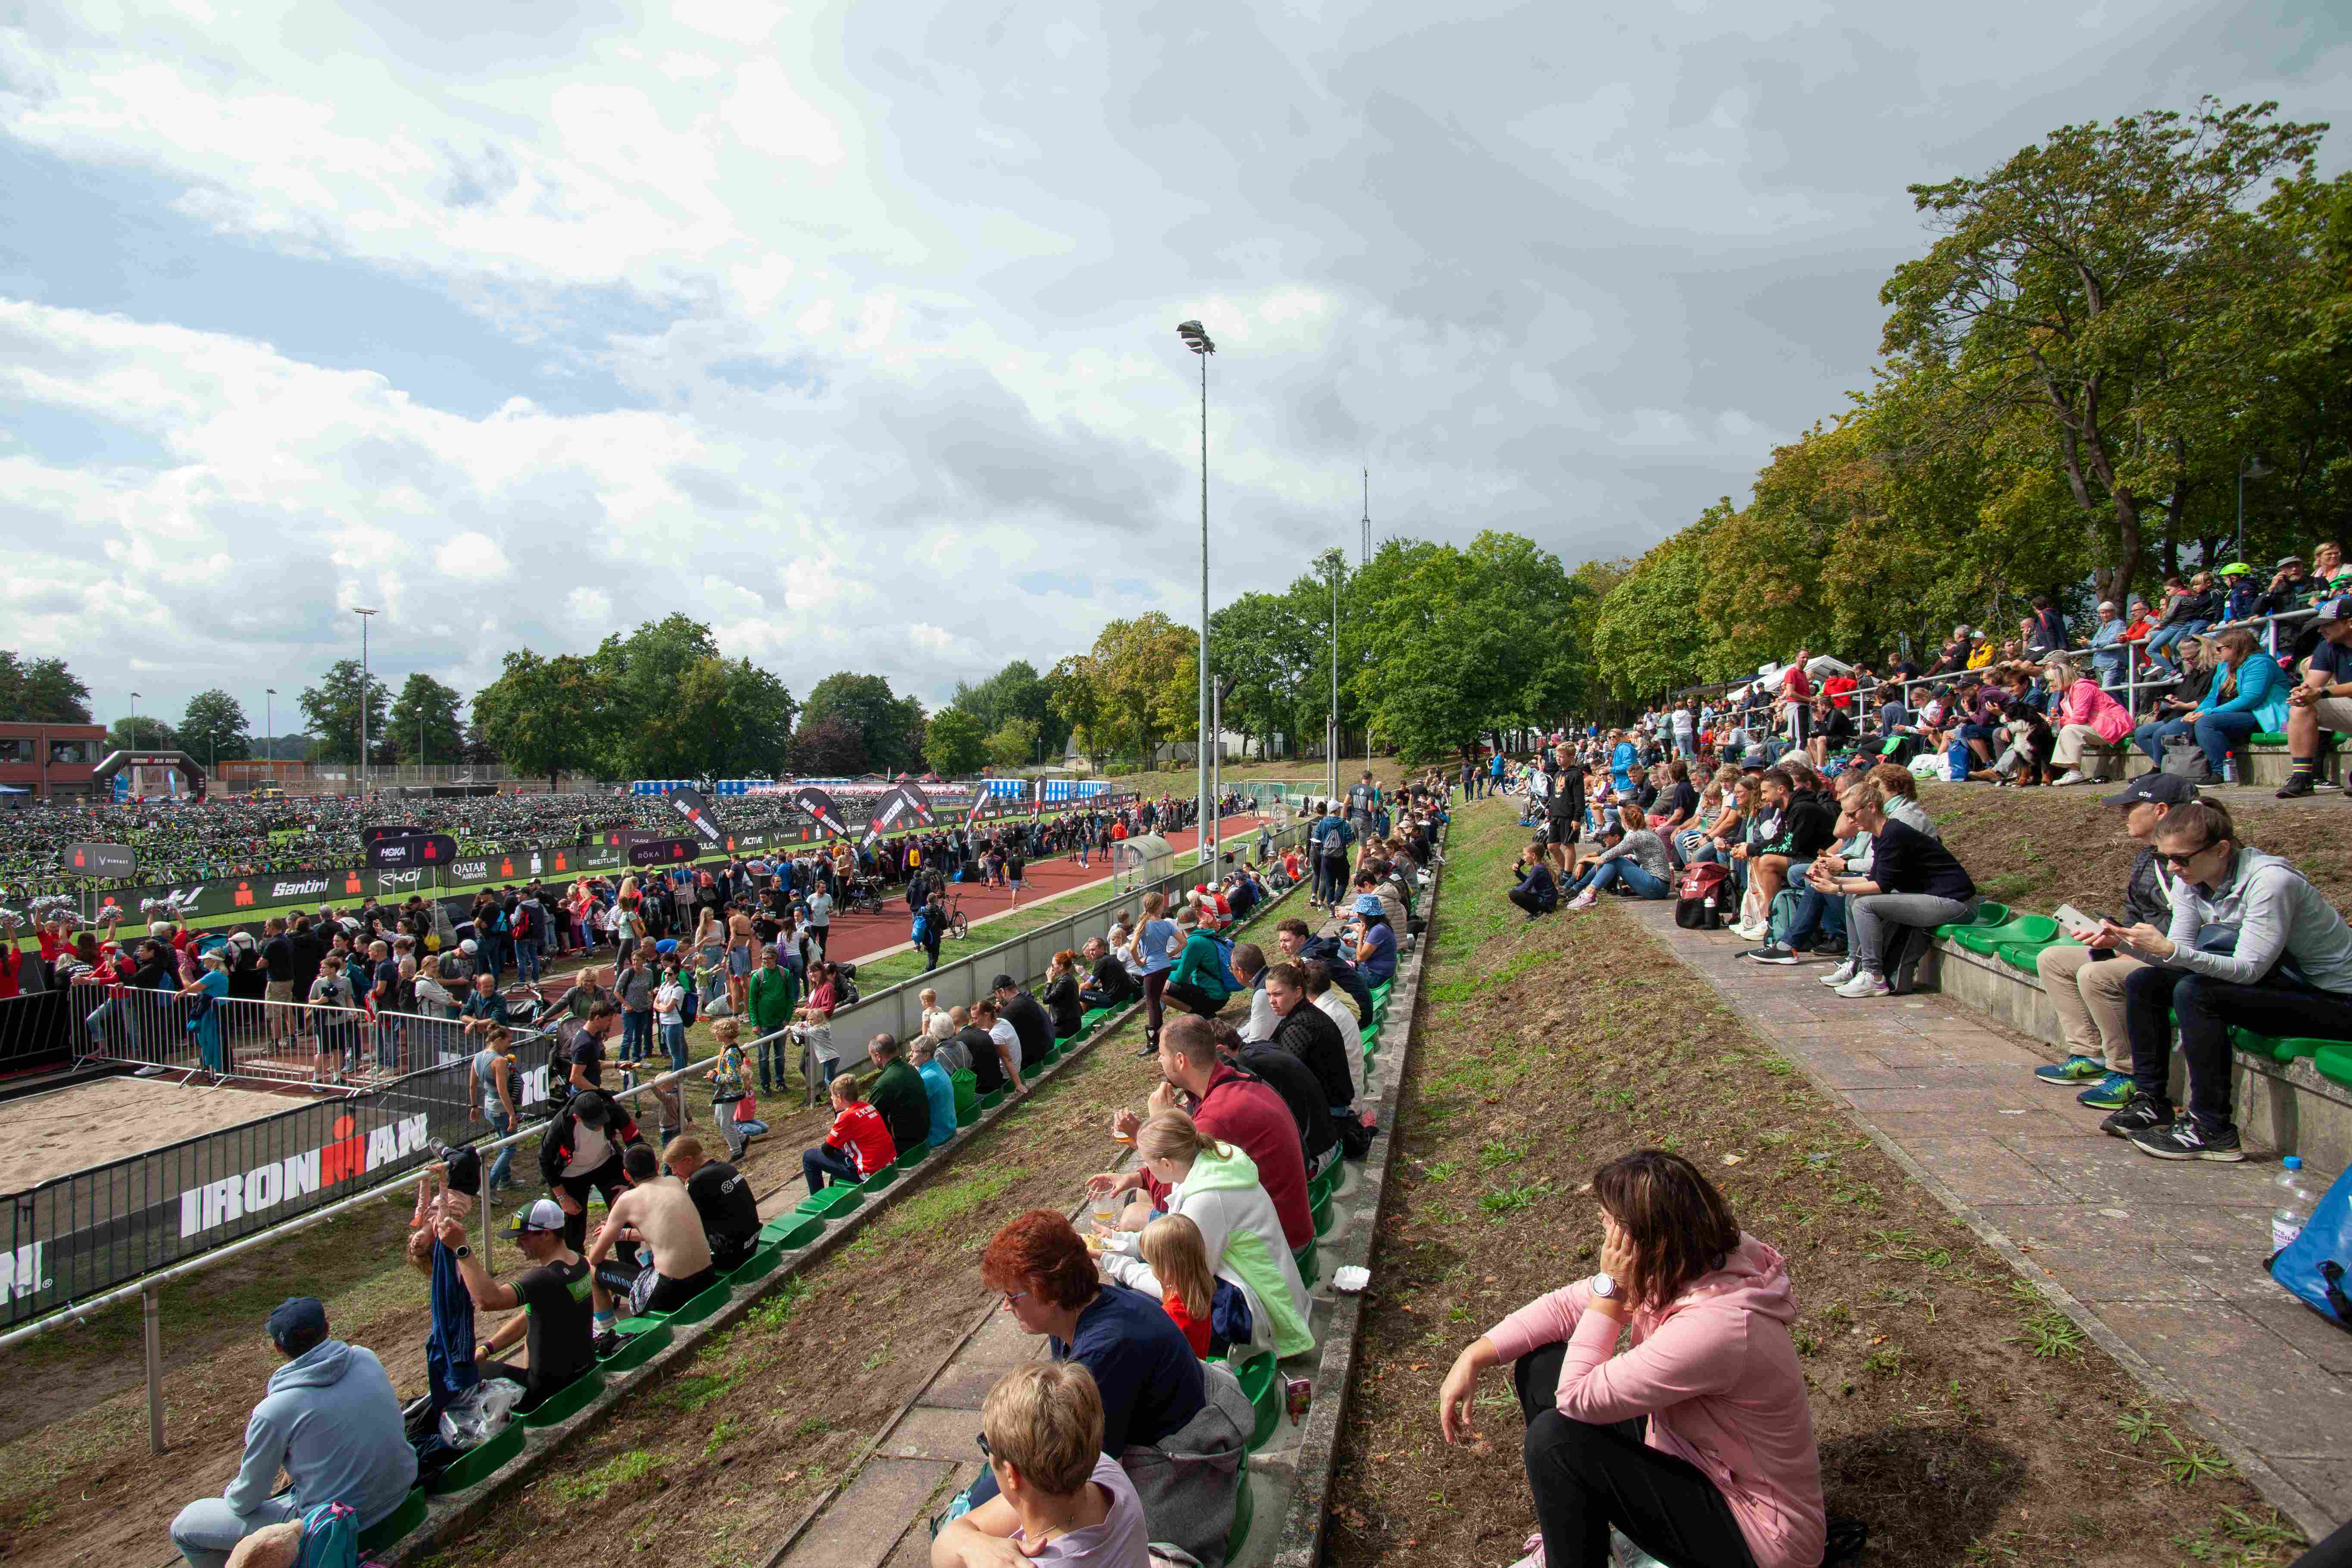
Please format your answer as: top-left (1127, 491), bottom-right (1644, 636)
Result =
top-left (439, 1198), bottom-right (595, 1412)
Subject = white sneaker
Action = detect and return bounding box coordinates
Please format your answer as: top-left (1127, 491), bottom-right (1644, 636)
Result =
top-left (1505, 1532), bottom-right (1546, 1568)
top-left (1818, 959), bottom-right (1856, 987)
top-left (1567, 889), bottom-right (1598, 911)
top-left (1835, 972), bottom-right (1891, 998)
top-left (2054, 769), bottom-right (2087, 787)
top-left (1736, 920), bottom-right (1768, 942)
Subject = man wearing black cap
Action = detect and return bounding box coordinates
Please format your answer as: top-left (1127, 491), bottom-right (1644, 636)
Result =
top-left (2027, 772), bottom-right (2196, 1110)
top-left (992, 973), bottom-right (1054, 1074)
top-left (537, 1090), bottom-right (642, 1252)
top-left (169, 1298), bottom-right (415, 1568)
top-left (2277, 595), bottom-right (2352, 799)
top-left (437, 1198), bottom-right (593, 1412)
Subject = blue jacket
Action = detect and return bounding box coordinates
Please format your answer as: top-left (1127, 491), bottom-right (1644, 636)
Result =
top-left (918, 1059), bottom-right (958, 1147)
top-left (225, 1340), bottom-right (415, 1525)
top-left (2208, 650), bottom-right (2288, 716)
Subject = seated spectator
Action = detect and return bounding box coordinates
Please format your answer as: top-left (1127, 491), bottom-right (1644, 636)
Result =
top-left (995, 973), bottom-right (1057, 1072)
top-left (665, 1135), bottom-right (759, 1274)
top-left (961, 1212), bottom-right (1207, 1518)
top-left (801, 1071), bottom-right (897, 1196)
top-left (910, 1032), bottom-right (959, 1148)
top-left (1302, 960), bottom-right (1370, 1115)
top-left (2099, 800), bottom-right (2352, 1162)
top-left (1229, 940), bottom-right (1278, 1042)
top-left (2037, 654), bottom-right (2133, 786)
top-left (1212, 1015), bottom-right (1336, 1183)
top-left (2030, 773), bottom-right (2193, 1108)
top-left (1348, 879), bottom-right (1400, 984)
top-left (1563, 803), bottom-right (1674, 911)
top-left (1095, 1015), bottom-right (1312, 1254)
top-left (2177, 626), bottom-right (2290, 785)
top-left (2130, 633), bottom-right (2218, 765)
top-left (1040, 950), bottom-right (1084, 1040)
top-left (586, 1145), bottom-right (716, 1351)
top-left (1267, 961), bottom-right (1363, 1160)
top-left (965, 998), bottom-right (1024, 1096)
top-left (1078, 936), bottom-right (1137, 1010)
top-left (1821, 778), bottom-right (1978, 998)
top-left (2145, 572), bottom-right (2217, 675)
top-left (170, 1298), bottom-right (417, 1568)
top-left (450, 1199), bottom-right (593, 1412)
top-left (1106, 1214), bottom-right (1218, 1357)
top-left (1435, 1151), bottom-right (1827, 1568)
top-left (865, 1031), bottom-right (932, 1154)
top-left (1159, 909), bottom-right (1233, 1019)
top-left (1108, 1109), bottom-right (1313, 1359)
top-left (703, 1018), bottom-right (768, 1162)
top-left (2277, 595), bottom-right (2352, 798)
top-left (1508, 840), bottom-right (1560, 920)
top-left (931, 1006), bottom-right (972, 1073)
top-left (931, 1363), bottom-right (1152, 1568)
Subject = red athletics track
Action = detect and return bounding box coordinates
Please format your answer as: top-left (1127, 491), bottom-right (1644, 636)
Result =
top-left (813, 811), bottom-right (1267, 965)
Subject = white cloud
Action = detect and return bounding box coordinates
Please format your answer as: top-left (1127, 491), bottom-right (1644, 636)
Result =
top-left (435, 531), bottom-right (512, 579)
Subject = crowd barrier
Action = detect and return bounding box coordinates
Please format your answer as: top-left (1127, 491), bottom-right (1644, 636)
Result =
top-left (0, 1015), bottom-right (565, 1327)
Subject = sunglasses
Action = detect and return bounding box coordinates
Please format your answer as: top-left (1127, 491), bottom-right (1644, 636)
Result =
top-left (2159, 840), bottom-right (2220, 866)
top-left (999, 1288), bottom-right (1029, 1310)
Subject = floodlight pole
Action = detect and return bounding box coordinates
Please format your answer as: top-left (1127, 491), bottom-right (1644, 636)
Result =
top-left (354, 608), bottom-right (378, 798)
top-left (1176, 320), bottom-right (1215, 863)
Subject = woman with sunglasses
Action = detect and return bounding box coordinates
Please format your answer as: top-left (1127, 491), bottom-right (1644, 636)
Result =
top-left (2096, 800), bottom-right (2352, 1161)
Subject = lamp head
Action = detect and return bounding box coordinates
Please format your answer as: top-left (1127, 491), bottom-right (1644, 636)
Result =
top-left (1175, 320), bottom-right (1215, 355)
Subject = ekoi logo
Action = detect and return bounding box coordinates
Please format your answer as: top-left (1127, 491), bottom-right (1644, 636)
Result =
top-left (176, 1111), bottom-right (429, 1237)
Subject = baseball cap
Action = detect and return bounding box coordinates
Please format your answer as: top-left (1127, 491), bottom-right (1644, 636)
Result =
top-left (2102, 772), bottom-right (2202, 808)
top-left (266, 1296), bottom-right (328, 1350)
top-left (507, 1198), bottom-right (567, 1237)
top-left (990, 972), bottom-right (1017, 991)
top-left (2315, 595), bottom-right (2352, 625)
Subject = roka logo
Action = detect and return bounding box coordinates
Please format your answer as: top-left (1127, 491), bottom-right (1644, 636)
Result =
top-left (233, 882), bottom-right (255, 908)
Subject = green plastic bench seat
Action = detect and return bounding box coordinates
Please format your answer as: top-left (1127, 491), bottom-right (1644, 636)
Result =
top-left (429, 1419), bottom-right (525, 1494)
top-left (978, 1087), bottom-right (1005, 1111)
top-left (794, 1184), bottom-right (864, 1219)
top-left (1043, 1043), bottom-right (1066, 1065)
top-left (2233, 1031), bottom-right (2325, 1063)
top-left (1953, 913), bottom-right (2058, 956)
top-left (1995, 935), bottom-right (2076, 973)
top-left (2250, 732), bottom-right (2338, 748)
top-left (521, 1369), bottom-right (603, 1428)
top-left (357, 1488), bottom-right (428, 1552)
top-left (597, 1320), bottom-right (671, 1373)
top-left (859, 1165), bottom-right (900, 1194)
top-left (725, 1248), bottom-right (781, 1286)
top-left (1312, 1190), bottom-right (1334, 1238)
top-left (1080, 1006), bottom-right (1116, 1029)
top-left (1936, 902), bottom-right (2010, 939)
top-left (761, 1214), bottom-right (825, 1249)
top-left (956, 1101), bottom-right (981, 1128)
top-left (1293, 1238), bottom-right (1319, 1291)
top-left (895, 1144), bottom-right (931, 1170)
top-left (1232, 1353), bottom-right (1283, 1452)
top-left (2317, 1044), bottom-right (2352, 1088)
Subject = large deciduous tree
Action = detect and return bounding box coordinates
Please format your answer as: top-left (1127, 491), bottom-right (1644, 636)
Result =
top-left (800, 672), bottom-right (920, 775)
top-left (298, 660), bottom-right (391, 765)
top-left (0, 653), bottom-right (93, 723)
top-left (177, 689), bottom-right (251, 765)
top-left (385, 674), bottom-right (465, 767)
top-left (471, 651), bottom-right (611, 789)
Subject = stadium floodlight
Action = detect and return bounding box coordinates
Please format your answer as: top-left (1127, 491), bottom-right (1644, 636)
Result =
top-left (354, 609), bottom-right (378, 798)
top-left (1176, 321), bottom-right (1215, 858)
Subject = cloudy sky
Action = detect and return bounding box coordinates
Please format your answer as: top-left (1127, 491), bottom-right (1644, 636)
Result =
top-left (3, 0), bottom-right (2346, 732)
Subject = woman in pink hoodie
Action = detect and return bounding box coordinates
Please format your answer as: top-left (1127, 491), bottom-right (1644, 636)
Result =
top-left (1437, 1150), bottom-right (1832, 1568)
top-left (2044, 655), bottom-right (2133, 787)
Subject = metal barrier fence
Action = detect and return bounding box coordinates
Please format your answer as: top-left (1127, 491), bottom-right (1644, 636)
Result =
top-left (68, 989), bottom-right (497, 1083)
top-left (807, 820), bottom-right (1313, 1103)
top-left (0, 1014), bottom-right (562, 1327)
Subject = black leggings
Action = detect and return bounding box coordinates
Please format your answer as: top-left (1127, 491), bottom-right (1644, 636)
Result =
top-left (1514, 1344), bottom-right (1759, 1568)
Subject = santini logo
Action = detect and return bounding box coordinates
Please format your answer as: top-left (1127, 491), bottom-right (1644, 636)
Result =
top-left (269, 876), bottom-right (333, 899)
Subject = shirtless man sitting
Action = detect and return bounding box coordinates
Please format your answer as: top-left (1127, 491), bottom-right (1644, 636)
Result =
top-left (584, 1143), bottom-right (716, 1354)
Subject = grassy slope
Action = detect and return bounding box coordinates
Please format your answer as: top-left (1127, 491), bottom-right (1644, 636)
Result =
top-left (1324, 796), bottom-right (2299, 1568)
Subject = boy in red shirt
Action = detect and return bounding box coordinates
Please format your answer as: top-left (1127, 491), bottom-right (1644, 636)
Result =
top-left (802, 1073), bottom-right (896, 1195)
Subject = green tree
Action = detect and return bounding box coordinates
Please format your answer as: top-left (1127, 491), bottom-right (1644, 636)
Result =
top-left (1082, 613), bottom-right (1196, 765)
top-left (385, 674), bottom-right (465, 767)
top-left (925, 707), bottom-right (989, 776)
top-left (952, 660), bottom-right (1068, 758)
top-left (986, 716), bottom-right (1041, 770)
top-left (0, 653), bottom-right (93, 723)
top-left (106, 715), bottom-right (178, 752)
top-left (800, 672), bottom-right (921, 775)
top-left (176, 689), bottom-right (250, 766)
top-left (1881, 98), bottom-right (2327, 605)
top-left (471, 651), bottom-right (611, 788)
top-left (790, 714), bottom-right (868, 775)
top-left (298, 659), bottom-right (391, 765)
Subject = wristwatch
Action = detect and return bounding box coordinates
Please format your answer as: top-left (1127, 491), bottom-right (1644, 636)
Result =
top-left (453, 1244), bottom-right (472, 1259)
top-left (1589, 1271), bottom-right (1619, 1299)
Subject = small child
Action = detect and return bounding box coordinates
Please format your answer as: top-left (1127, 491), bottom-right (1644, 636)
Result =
top-left (1106, 1214), bottom-right (1215, 1358)
top-left (918, 987), bottom-right (946, 1038)
top-left (808, 1074), bottom-right (894, 1194)
top-left (706, 1019), bottom-right (767, 1160)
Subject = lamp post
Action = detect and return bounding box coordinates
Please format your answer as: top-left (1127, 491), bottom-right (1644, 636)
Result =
top-left (1323, 550), bottom-right (1342, 806)
top-left (128, 692), bottom-right (141, 750)
top-left (265, 688), bottom-right (275, 782)
top-left (353, 608), bottom-right (378, 799)
top-left (2236, 454), bottom-right (2272, 564)
top-left (1176, 319), bottom-right (1215, 859)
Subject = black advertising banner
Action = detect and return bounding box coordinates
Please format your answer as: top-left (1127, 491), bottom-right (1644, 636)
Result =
top-left (62, 843), bottom-right (136, 879)
top-left (859, 784), bottom-right (930, 846)
top-left (364, 834), bottom-right (459, 869)
top-left (794, 787), bottom-right (851, 840)
top-left (361, 824), bottom-right (427, 844)
top-left (667, 786), bottom-right (725, 848)
top-left (627, 837), bottom-right (697, 867)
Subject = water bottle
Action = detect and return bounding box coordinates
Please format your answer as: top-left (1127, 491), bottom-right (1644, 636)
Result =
top-left (2222, 754), bottom-right (2239, 785)
top-left (2272, 1156), bottom-right (2315, 1254)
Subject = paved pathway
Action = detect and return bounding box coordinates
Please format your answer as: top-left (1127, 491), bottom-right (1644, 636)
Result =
top-left (1630, 903), bottom-right (2352, 1540)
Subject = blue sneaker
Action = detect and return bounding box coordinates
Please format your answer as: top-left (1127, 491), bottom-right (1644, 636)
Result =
top-left (2076, 1071), bottom-right (2133, 1111)
top-left (2034, 1056), bottom-right (2107, 1085)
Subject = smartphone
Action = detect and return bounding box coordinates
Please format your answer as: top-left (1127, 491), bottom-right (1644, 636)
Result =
top-left (2052, 903), bottom-right (2105, 940)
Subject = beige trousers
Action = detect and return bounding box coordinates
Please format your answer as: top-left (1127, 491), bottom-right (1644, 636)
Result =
top-left (2052, 724), bottom-right (2109, 768)
top-left (2034, 944), bottom-right (2146, 1070)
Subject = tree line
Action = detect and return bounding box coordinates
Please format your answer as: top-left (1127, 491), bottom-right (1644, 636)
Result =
top-left (1589, 99), bottom-right (2352, 705)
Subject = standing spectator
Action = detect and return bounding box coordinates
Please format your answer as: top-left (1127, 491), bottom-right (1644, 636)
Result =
top-left (2087, 600), bottom-right (2130, 690)
top-left (617, 949), bottom-right (655, 1066)
top-left (805, 882), bottom-right (834, 959)
top-left (2028, 595), bottom-right (2071, 654)
top-left (537, 1091), bottom-right (639, 1252)
top-left (168, 1298), bottom-right (415, 1568)
top-left (747, 945), bottom-right (799, 1094)
top-left (473, 1024), bottom-right (522, 1200)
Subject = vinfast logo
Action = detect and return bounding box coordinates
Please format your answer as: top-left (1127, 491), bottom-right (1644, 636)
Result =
top-left (177, 1110), bottom-right (430, 1238)
top-left (270, 876), bottom-right (333, 900)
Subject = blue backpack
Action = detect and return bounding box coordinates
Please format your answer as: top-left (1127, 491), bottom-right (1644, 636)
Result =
top-left (296, 1502), bottom-right (361, 1568)
top-left (2270, 1163), bottom-right (2352, 1333)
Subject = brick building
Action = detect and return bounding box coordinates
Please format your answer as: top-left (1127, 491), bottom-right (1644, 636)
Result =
top-left (0, 721), bottom-right (108, 800)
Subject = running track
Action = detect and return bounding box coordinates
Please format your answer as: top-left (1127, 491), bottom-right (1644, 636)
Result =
top-left (815, 812), bottom-right (1267, 965)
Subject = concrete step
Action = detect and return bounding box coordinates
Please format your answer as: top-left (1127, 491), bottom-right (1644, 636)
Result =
top-left (774, 1457), bottom-right (955, 1568)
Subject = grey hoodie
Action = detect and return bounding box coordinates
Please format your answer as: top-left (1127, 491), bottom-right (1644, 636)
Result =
top-left (224, 1340), bottom-right (415, 1525)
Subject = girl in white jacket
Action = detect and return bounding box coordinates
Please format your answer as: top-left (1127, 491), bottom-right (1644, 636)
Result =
top-left (1101, 1111), bottom-right (1313, 1360)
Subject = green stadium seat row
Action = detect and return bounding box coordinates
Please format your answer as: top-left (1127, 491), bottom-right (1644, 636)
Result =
top-left (357, 1487), bottom-right (428, 1553)
top-left (520, 1369), bottom-right (603, 1429)
top-left (1209, 1352), bottom-right (1286, 1453)
top-left (427, 1418), bottom-right (523, 1495)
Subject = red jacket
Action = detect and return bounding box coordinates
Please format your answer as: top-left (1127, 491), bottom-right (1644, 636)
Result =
top-left (1150, 1065), bottom-right (1311, 1252)
top-left (829, 1102), bottom-right (896, 1175)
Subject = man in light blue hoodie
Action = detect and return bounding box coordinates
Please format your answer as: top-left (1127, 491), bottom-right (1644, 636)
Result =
top-left (171, 1297), bottom-right (417, 1568)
